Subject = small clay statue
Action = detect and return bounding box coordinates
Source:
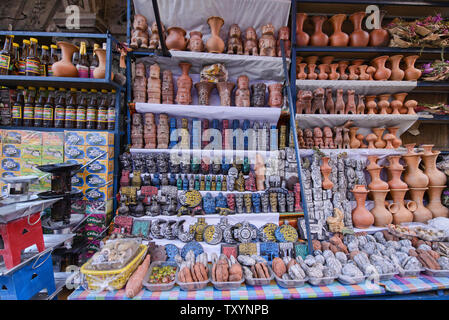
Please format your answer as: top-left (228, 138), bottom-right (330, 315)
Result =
top-left (235, 75), bottom-right (251, 107)
top-left (157, 113), bottom-right (169, 149)
top-left (244, 194), bottom-right (252, 213)
top-left (133, 63), bottom-right (147, 103)
top-left (251, 83), bottom-right (266, 107)
top-left (259, 24), bottom-right (276, 57)
top-left (131, 14), bottom-right (149, 49)
top-left (147, 64), bottom-right (161, 104)
top-left (255, 154), bottom-right (266, 191)
top-left (161, 70), bottom-right (174, 104)
top-left (297, 128), bottom-right (306, 148)
top-left (244, 27), bottom-right (258, 56)
top-left (335, 89), bottom-right (345, 114)
top-left (149, 21), bottom-right (165, 50)
top-left (268, 83), bottom-right (283, 108)
top-left (304, 128), bottom-right (314, 149)
top-left (323, 126), bottom-right (335, 149)
top-left (187, 31), bottom-right (204, 52)
top-left (345, 90), bottom-right (356, 114)
top-left (227, 24), bottom-right (243, 54)
top-left (342, 127), bottom-right (350, 149)
top-left (311, 88), bottom-right (326, 114)
top-left (131, 113), bottom-right (144, 149)
top-left (334, 127), bottom-right (343, 149)
top-left (325, 88), bottom-right (334, 114)
top-left (296, 90), bottom-right (312, 114)
top-left (356, 94), bottom-right (365, 114)
top-left (144, 113), bottom-right (157, 149)
top-left (276, 26), bottom-right (291, 58)
top-left (176, 62), bottom-right (193, 105)
top-left (313, 127), bottom-right (324, 148)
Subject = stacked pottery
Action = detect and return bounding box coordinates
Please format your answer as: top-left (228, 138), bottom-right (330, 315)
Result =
top-left (386, 155), bottom-right (415, 224)
top-left (351, 185), bottom-right (374, 229)
top-left (421, 144), bottom-right (449, 218)
top-left (367, 156), bottom-right (392, 226)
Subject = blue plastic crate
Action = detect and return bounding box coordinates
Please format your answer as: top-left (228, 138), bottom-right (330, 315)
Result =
top-left (0, 251), bottom-right (56, 300)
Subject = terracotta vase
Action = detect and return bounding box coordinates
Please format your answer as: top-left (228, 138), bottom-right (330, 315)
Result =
top-left (166, 27), bottom-right (187, 50)
top-left (307, 64), bottom-right (318, 80)
top-left (388, 189), bottom-right (415, 224)
top-left (426, 186), bottom-right (449, 218)
top-left (387, 127), bottom-right (402, 148)
top-left (321, 56), bottom-right (334, 65)
top-left (348, 65), bottom-right (359, 80)
top-left (52, 42), bottom-right (79, 77)
top-left (318, 64), bottom-right (329, 80)
top-left (403, 151), bottom-right (429, 189)
top-left (349, 12), bottom-right (369, 47)
top-left (377, 94), bottom-right (390, 114)
top-left (358, 65), bottom-right (370, 80)
top-left (352, 59), bottom-right (365, 68)
top-left (366, 134), bottom-right (377, 149)
top-left (188, 31), bottom-right (204, 52)
top-left (369, 10), bottom-right (390, 47)
top-left (372, 56), bottom-right (391, 80)
top-left (310, 16), bottom-right (329, 46)
top-left (404, 55), bottom-right (422, 81)
top-left (349, 127), bottom-right (361, 148)
top-left (367, 155), bottom-right (389, 190)
top-left (390, 93), bottom-right (407, 114)
top-left (321, 157), bottom-right (333, 189)
top-left (329, 64), bottom-right (340, 80)
top-left (387, 168), bottom-right (408, 189)
top-left (357, 94), bottom-right (365, 114)
top-left (217, 82), bottom-right (235, 106)
top-left (296, 13), bottom-right (310, 46)
top-left (93, 48), bottom-right (106, 79)
top-left (195, 81), bottom-right (215, 105)
top-left (338, 61), bottom-right (349, 80)
top-left (371, 190), bottom-right (393, 226)
top-left (421, 145), bottom-right (447, 186)
top-left (366, 66), bottom-right (376, 80)
top-left (329, 14), bottom-right (349, 46)
top-left (305, 56), bottom-right (318, 64)
top-left (404, 99), bottom-right (418, 115)
top-left (389, 55), bottom-right (405, 81)
top-left (176, 62), bottom-right (193, 105)
top-left (297, 63), bottom-right (308, 80)
top-left (351, 185), bottom-right (374, 229)
top-left (372, 127), bottom-right (386, 148)
top-left (409, 188), bottom-right (433, 222)
top-left (387, 155), bottom-right (404, 171)
top-left (365, 96), bottom-right (377, 114)
top-left (206, 16), bottom-right (225, 53)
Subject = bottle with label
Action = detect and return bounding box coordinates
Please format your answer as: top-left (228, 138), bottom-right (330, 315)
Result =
top-left (43, 87), bottom-right (56, 127)
top-left (76, 88), bottom-right (88, 129)
top-left (65, 88), bottom-right (77, 128)
top-left (107, 90), bottom-right (116, 131)
top-left (9, 42), bottom-right (19, 75)
top-left (40, 45), bottom-right (50, 77)
top-left (23, 87), bottom-right (36, 127)
top-left (89, 44), bottom-right (100, 78)
top-left (76, 42), bottom-right (90, 78)
top-left (97, 89), bottom-right (108, 130)
top-left (33, 87), bottom-right (47, 127)
top-left (11, 86), bottom-right (24, 126)
top-left (54, 88), bottom-right (67, 128)
top-left (26, 38), bottom-right (41, 76)
top-left (0, 34), bottom-right (14, 75)
top-left (48, 44), bottom-right (59, 77)
top-left (86, 89), bottom-right (98, 130)
top-left (19, 40), bottom-right (30, 75)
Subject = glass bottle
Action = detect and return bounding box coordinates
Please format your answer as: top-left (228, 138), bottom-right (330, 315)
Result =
top-left (89, 43), bottom-right (100, 78)
top-left (43, 87), bottom-right (56, 127)
top-left (65, 88), bottom-right (77, 128)
top-left (107, 90), bottom-right (116, 131)
top-left (76, 42), bottom-right (89, 78)
top-left (0, 35), bottom-right (14, 75)
top-left (48, 44), bottom-right (59, 77)
top-left (23, 86), bottom-right (36, 127)
top-left (54, 88), bottom-right (67, 128)
top-left (97, 89), bottom-right (108, 130)
top-left (26, 38), bottom-right (41, 76)
top-left (76, 88), bottom-right (88, 129)
top-left (19, 40), bottom-right (30, 75)
top-left (33, 87), bottom-right (47, 127)
top-left (9, 42), bottom-right (19, 75)
top-left (40, 45), bottom-right (50, 77)
top-left (86, 89), bottom-right (98, 130)
top-left (11, 86), bottom-right (24, 126)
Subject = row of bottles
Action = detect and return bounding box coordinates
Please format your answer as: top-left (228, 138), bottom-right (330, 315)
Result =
top-left (10, 86), bottom-right (116, 130)
top-left (0, 35), bottom-right (104, 78)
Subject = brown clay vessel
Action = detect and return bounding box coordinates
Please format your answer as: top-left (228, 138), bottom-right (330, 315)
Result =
top-left (296, 13), bottom-right (310, 46)
top-left (52, 42), bottom-right (79, 77)
top-left (409, 188), bottom-right (433, 222)
top-left (370, 190), bottom-right (393, 226)
top-left (404, 99), bottom-right (417, 115)
top-left (166, 27), bottom-right (187, 50)
top-left (377, 94), bottom-right (390, 114)
top-left (367, 155), bottom-right (389, 190)
top-left (426, 186), bottom-right (449, 218)
top-left (389, 55), bottom-right (405, 81)
top-left (206, 16), bottom-right (225, 53)
top-left (421, 145), bottom-right (447, 186)
top-left (369, 10), bottom-right (390, 46)
top-left (372, 127), bottom-right (386, 148)
top-left (372, 56), bottom-right (391, 80)
top-left (329, 14), bottom-right (349, 46)
top-left (349, 12), bottom-right (369, 47)
top-left (310, 16), bottom-right (329, 46)
top-left (365, 96), bottom-right (377, 114)
top-left (321, 157), bottom-right (333, 189)
top-left (387, 127), bottom-right (402, 148)
top-left (404, 55), bottom-right (422, 81)
top-left (351, 185), bottom-right (374, 229)
top-left (388, 189), bottom-right (415, 224)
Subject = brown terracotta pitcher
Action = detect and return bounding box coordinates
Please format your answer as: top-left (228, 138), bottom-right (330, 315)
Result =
top-left (371, 56), bottom-right (391, 80)
top-left (349, 12), bottom-right (369, 47)
top-left (329, 14), bottom-right (349, 46)
top-left (409, 188), bottom-right (433, 222)
top-left (404, 55), bottom-right (422, 81)
top-left (321, 157), bottom-right (333, 189)
top-left (52, 42), bottom-right (79, 77)
top-left (166, 27), bottom-right (187, 51)
top-left (386, 127), bottom-right (402, 148)
top-left (388, 189), bottom-right (415, 224)
top-left (369, 10), bottom-right (390, 47)
top-left (370, 190), bottom-right (393, 226)
top-left (403, 145), bottom-right (429, 188)
top-left (296, 13), bottom-right (310, 46)
top-left (421, 145), bottom-right (447, 186)
top-left (367, 155), bottom-right (389, 190)
top-left (351, 185), bottom-right (374, 228)
top-left (310, 16), bottom-right (329, 46)
top-left (426, 186), bottom-right (449, 218)
top-left (349, 127), bottom-right (361, 148)
top-left (389, 55), bottom-right (405, 81)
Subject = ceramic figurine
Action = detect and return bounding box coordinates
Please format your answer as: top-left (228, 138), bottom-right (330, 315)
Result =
top-left (304, 128), bottom-right (314, 149)
top-left (176, 62), bottom-right (193, 105)
top-left (131, 113), bottom-right (144, 149)
top-left (131, 14), bottom-right (149, 49)
top-left (259, 24), bottom-right (276, 57)
top-left (269, 192), bottom-right (278, 212)
top-left (244, 27), bottom-right (258, 55)
top-left (357, 95), bottom-right (365, 114)
top-left (244, 194), bottom-right (252, 213)
top-left (187, 31), bottom-right (204, 52)
top-left (157, 114), bottom-right (169, 149)
top-left (278, 193), bottom-right (286, 213)
top-left (149, 21), bottom-right (164, 50)
top-left (296, 90), bottom-right (312, 114)
top-left (203, 192), bottom-right (216, 214)
top-left (133, 63), bottom-right (147, 103)
top-left (252, 193), bottom-right (261, 213)
top-left (166, 27), bottom-right (187, 51)
top-left (325, 88), bottom-right (334, 114)
top-left (261, 193), bottom-right (269, 213)
top-left (149, 195), bottom-right (160, 216)
top-left (227, 24), bottom-right (243, 54)
top-left (217, 82), bottom-right (235, 106)
top-left (143, 113), bottom-right (157, 149)
top-left (235, 194), bottom-right (244, 213)
top-left (227, 193), bottom-right (236, 211)
top-left (161, 70), bottom-right (174, 104)
top-left (323, 126), bottom-right (335, 148)
top-left (235, 75), bottom-right (251, 107)
top-left (277, 26), bottom-right (291, 57)
top-left (205, 176), bottom-right (211, 191)
top-left (313, 127), bottom-right (324, 148)
top-left (235, 172), bottom-right (245, 192)
top-left (311, 88), bottom-right (326, 114)
top-left (335, 89), bottom-right (345, 114)
top-left (346, 90), bottom-right (356, 114)
top-left (268, 83), bottom-right (283, 108)
top-left (251, 83), bottom-right (266, 107)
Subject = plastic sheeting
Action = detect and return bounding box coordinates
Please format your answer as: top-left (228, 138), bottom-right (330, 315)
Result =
top-left (296, 80), bottom-right (417, 95)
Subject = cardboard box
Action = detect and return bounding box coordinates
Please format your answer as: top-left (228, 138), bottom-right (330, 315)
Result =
top-left (43, 132), bottom-right (64, 146)
top-left (64, 131), bottom-right (85, 146)
top-left (0, 171), bottom-right (19, 178)
top-left (1, 157), bottom-right (21, 172)
top-left (2, 130), bottom-right (24, 144)
top-left (84, 173), bottom-right (113, 189)
top-left (71, 173), bottom-right (85, 188)
top-left (42, 145), bottom-right (64, 162)
top-left (21, 130), bottom-right (42, 145)
top-left (85, 146), bottom-right (114, 160)
top-left (20, 158), bottom-right (42, 174)
top-left (85, 131), bottom-right (114, 146)
top-left (84, 185), bottom-right (113, 202)
top-left (85, 160), bottom-right (113, 174)
top-left (2, 144), bottom-right (21, 158)
top-left (64, 145), bottom-right (85, 160)
top-left (21, 145), bottom-right (43, 160)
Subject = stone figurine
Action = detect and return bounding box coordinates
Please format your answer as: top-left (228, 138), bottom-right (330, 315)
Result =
top-left (235, 194), bottom-right (244, 213)
top-left (277, 26), bottom-right (291, 57)
top-left (268, 83), bottom-right (283, 108)
top-left (143, 113), bottom-right (157, 149)
top-left (244, 27), bottom-right (258, 56)
top-left (161, 70), bottom-right (174, 104)
top-left (227, 24), bottom-right (243, 54)
top-left (313, 127), bottom-right (324, 148)
top-left (149, 21), bottom-right (165, 50)
top-left (157, 114), bottom-right (169, 149)
top-left (259, 24), bottom-right (276, 57)
top-left (131, 113), bottom-right (144, 149)
top-left (311, 88), bottom-right (326, 114)
top-left (235, 75), bottom-right (251, 107)
top-left (131, 14), bottom-right (149, 49)
top-left (133, 63), bottom-right (147, 103)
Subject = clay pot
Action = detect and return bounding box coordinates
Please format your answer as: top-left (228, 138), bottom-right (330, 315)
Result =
top-left (93, 48), bottom-right (106, 79)
top-left (297, 63), bottom-right (308, 80)
top-left (329, 14), bottom-right (349, 46)
top-left (188, 31), bottom-right (204, 52)
top-left (357, 134), bottom-right (367, 148)
top-left (310, 16), bottom-right (329, 46)
top-left (370, 190), bottom-right (393, 226)
top-left (403, 150), bottom-right (428, 189)
top-left (351, 185), bottom-right (374, 229)
top-left (421, 145), bottom-right (447, 186)
top-left (352, 59), bottom-right (365, 68)
top-left (215, 82), bottom-right (234, 106)
top-left (404, 55), bottom-right (422, 81)
top-left (404, 99), bottom-right (417, 115)
top-left (365, 96), bottom-right (377, 114)
top-left (349, 12), bottom-right (369, 47)
top-left (369, 10), bottom-right (390, 47)
top-left (349, 127), bottom-right (360, 148)
top-left (387, 127), bottom-right (402, 148)
top-left (383, 133), bottom-right (396, 149)
top-left (338, 61), bottom-right (349, 80)
top-left (387, 168), bottom-right (408, 189)
top-left (358, 65), bottom-right (370, 80)
top-left (388, 189), bottom-right (415, 224)
top-left (367, 156), bottom-right (389, 190)
top-left (366, 133), bottom-right (377, 148)
top-left (206, 16), bottom-right (225, 53)
top-left (321, 56), bottom-right (334, 65)
top-left (305, 56), bottom-right (319, 64)
top-left (329, 64), bottom-right (340, 80)
top-left (389, 55), bottom-right (405, 81)
top-left (390, 93), bottom-right (406, 114)
top-left (366, 66), bottom-right (376, 80)
top-left (357, 95), bottom-right (365, 114)
top-left (409, 188), bottom-right (433, 223)
top-left (296, 13), bottom-right (310, 46)
top-left (426, 186), bottom-right (449, 218)
top-left (307, 64), bottom-right (318, 80)
top-left (52, 42), bottom-right (79, 77)
top-left (320, 157), bottom-right (333, 190)
top-left (377, 94), bottom-right (390, 114)
top-left (166, 27), bottom-right (187, 50)
top-left (372, 127), bottom-right (386, 148)
top-left (371, 56), bottom-right (391, 80)
top-left (318, 64), bottom-right (329, 80)
top-left (348, 65), bottom-right (359, 80)
top-left (195, 81), bottom-right (215, 105)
